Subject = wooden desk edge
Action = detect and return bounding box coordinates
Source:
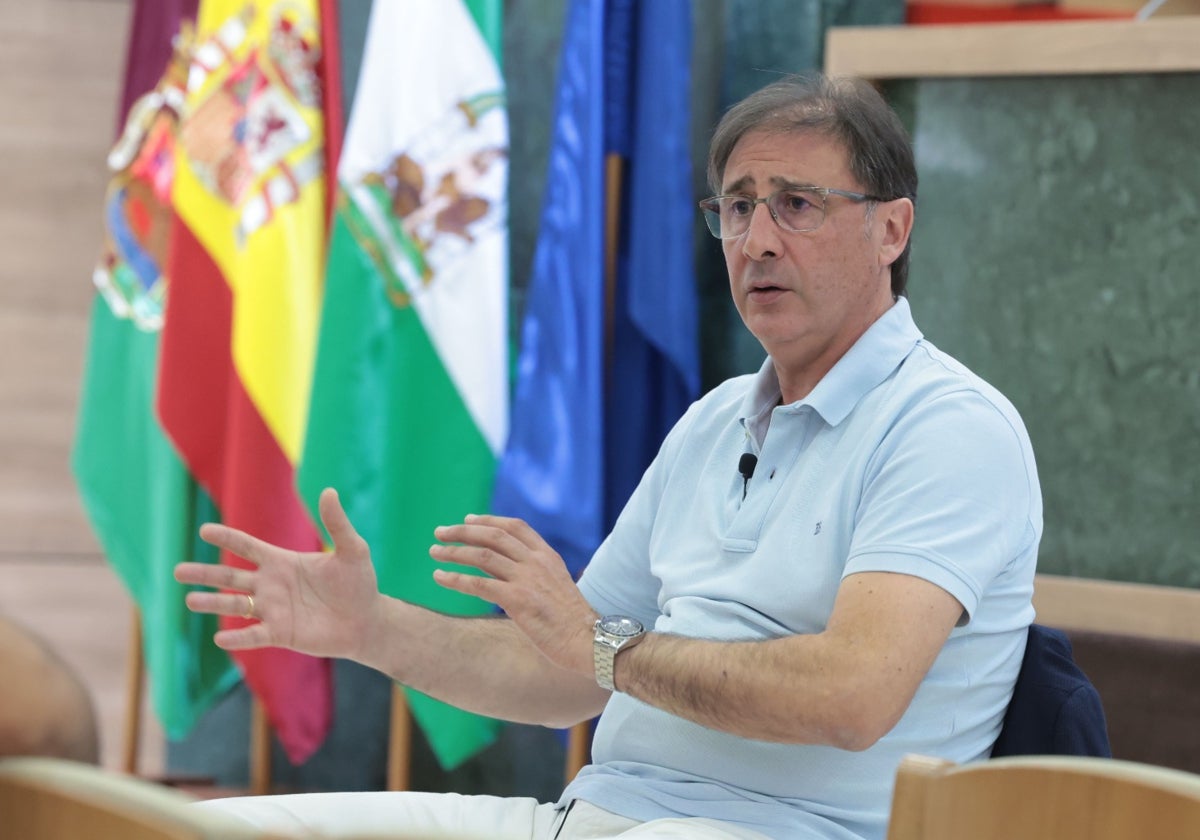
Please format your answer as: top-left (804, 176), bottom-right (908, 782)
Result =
top-left (825, 17), bottom-right (1200, 78)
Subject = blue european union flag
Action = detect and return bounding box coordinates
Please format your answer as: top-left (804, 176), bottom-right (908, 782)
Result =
top-left (492, 0), bottom-right (700, 578)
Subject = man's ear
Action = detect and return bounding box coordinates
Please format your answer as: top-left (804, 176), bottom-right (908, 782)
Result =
top-left (877, 197), bottom-right (914, 269)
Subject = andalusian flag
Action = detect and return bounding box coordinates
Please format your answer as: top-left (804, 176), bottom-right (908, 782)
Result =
top-left (72, 0), bottom-right (239, 741)
top-left (156, 0), bottom-right (333, 764)
top-left (296, 0), bottom-right (508, 769)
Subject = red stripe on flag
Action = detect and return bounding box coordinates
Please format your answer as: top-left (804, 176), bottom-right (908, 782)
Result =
top-left (158, 216), bottom-right (332, 764)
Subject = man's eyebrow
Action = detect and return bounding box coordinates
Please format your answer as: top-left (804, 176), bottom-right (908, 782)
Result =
top-left (720, 174), bottom-right (814, 194)
top-left (722, 175), bottom-right (753, 194)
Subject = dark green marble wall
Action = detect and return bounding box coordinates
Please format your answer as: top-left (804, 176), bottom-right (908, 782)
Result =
top-left (902, 75), bottom-right (1200, 587)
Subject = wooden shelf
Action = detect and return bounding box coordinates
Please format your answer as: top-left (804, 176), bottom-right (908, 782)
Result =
top-left (825, 16), bottom-right (1200, 78)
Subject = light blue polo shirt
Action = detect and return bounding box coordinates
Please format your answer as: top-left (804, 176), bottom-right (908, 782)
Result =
top-left (562, 298), bottom-right (1041, 840)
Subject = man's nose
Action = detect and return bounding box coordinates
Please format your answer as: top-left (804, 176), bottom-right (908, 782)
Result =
top-left (740, 201), bottom-right (781, 261)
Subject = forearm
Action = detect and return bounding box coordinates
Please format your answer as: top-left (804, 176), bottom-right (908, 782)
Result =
top-left (355, 596), bottom-right (610, 728)
top-left (615, 631), bottom-right (885, 750)
top-left (612, 573), bottom-right (961, 750)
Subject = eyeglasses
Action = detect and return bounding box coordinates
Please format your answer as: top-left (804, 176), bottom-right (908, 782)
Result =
top-left (698, 187), bottom-right (885, 239)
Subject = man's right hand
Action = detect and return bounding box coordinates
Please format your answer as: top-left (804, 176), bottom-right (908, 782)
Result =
top-left (177, 487), bottom-right (611, 727)
top-left (174, 487), bottom-right (384, 662)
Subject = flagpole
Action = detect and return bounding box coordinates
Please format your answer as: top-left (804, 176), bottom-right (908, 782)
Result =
top-left (387, 684), bottom-right (412, 790)
top-left (565, 721), bottom-right (591, 782)
top-left (122, 606), bottom-right (145, 775)
top-left (603, 154), bottom-right (624, 369)
top-left (250, 699), bottom-right (272, 794)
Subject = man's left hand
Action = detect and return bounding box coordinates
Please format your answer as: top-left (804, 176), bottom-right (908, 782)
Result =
top-left (430, 515), bottom-right (599, 678)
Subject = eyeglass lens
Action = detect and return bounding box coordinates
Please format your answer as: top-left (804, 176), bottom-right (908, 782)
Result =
top-left (704, 189), bottom-right (826, 238)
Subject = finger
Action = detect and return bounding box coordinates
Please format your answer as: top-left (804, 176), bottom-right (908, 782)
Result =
top-left (318, 488), bottom-right (367, 558)
top-left (184, 590), bottom-right (259, 619)
top-left (434, 521), bottom-right (528, 559)
top-left (433, 569), bottom-right (504, 606)
top-left (174, 562), bottom-right (255, 592)
top-left (429, 542), bottom-right (514, 579)
top-left (197, 523), bottom-right (272, 568)
top-left (455, 514), bottom-right (545, 552)
top-left (432, 522), bottom-right (524, 576)
top-left (212, 623), bottom-right (275, 651)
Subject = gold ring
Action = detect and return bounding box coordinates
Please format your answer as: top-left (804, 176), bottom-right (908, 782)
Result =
top-left (243, 594), bottom-right (256, 620)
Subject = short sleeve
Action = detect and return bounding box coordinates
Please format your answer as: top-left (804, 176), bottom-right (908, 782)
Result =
top-left (844, 388), bottom-right (1040, 623)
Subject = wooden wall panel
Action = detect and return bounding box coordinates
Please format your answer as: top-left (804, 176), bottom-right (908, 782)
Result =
top-left (0, 0), bottom-right (131, 560)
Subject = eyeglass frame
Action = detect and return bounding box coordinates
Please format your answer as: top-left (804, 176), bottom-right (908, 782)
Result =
top-left (698, 186), bottom-right (889, 240)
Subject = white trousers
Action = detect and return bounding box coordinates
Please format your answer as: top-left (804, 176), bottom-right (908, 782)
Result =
top-left (199, 792), bottom-right (773, 839)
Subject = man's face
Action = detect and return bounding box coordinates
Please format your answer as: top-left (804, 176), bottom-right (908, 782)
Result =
top-left (720, 129), bottom-right (906, 394)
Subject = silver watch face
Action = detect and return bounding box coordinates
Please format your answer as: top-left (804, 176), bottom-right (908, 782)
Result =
top-left (599, 615), bottom-right (643, 637)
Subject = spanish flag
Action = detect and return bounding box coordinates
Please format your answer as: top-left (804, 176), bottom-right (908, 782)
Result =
top-left (156, 0), bottom-right (332, 764)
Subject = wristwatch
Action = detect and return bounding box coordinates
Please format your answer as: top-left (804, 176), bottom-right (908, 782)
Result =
top-left (593, 615), bottom-right (646, 692)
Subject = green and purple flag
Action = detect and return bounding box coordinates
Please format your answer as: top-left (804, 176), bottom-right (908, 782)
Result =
top-left (72, 0), bottom-right (239, 741)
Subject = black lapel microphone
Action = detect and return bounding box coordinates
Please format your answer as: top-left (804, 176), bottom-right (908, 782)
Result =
top-left (738, 453), bottom-right (758, 500)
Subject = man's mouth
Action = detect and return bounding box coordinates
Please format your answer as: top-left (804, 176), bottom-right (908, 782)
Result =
top-left (748, 284), bottom-right (787, 300)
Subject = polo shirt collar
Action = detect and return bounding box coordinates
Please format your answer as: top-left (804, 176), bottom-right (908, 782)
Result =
top-left (738, 297), bottom-right (923, 437)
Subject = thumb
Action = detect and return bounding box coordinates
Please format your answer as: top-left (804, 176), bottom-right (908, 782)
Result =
top-left (318, 487), bottom-right (366, 558)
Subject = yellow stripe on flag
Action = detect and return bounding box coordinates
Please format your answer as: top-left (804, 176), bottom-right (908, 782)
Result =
top-left (172, 0), bottom-right (325, 464)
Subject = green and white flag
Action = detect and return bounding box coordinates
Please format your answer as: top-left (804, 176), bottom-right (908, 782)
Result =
top-left (297, 0), bottom-right (508, 769)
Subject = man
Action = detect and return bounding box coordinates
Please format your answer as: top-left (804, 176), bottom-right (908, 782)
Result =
top-left (0, 615), bottom-right (100, 764)
top-left (175, 74), bottom-right (1039, 840)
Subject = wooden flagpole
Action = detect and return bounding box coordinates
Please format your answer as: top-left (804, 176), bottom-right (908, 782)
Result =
top-left (387, 684), bottom-right (413, 790)
top-left (122, 606), bottom-right (145, 775)
top-left (250, 698), bottom-right (272, 794)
